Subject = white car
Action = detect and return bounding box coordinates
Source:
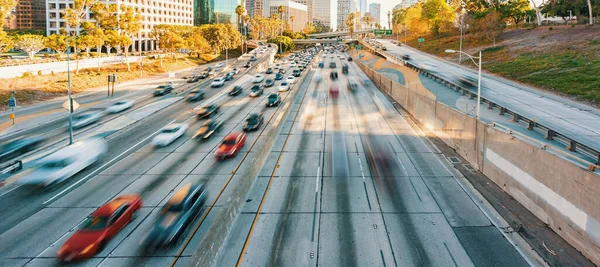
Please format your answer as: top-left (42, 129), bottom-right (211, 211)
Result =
top-left (106, 100), bottom-right (135, 113)
top-left (329, 55), bottom-right (334, 58)
top-left (274, 64), bottom-right (281, 69)
top-left (286, 76), bottom-right (295, 84)
top-left (19, 138), bottom-right (107, 187)
top-left (231, 68), bottom-right (239, 74)
top-left (282, 60), bottom-right (288, 64)
top-left (211, 77), bottom-right (225, 87)
top-left (314, 72), bottom-right (323, 83)
top-left (72, 111), bottom-right (103, 129)
top-left (278, 82), bottom-right (290, 92)
top-left (253, 74), bottom-right (265, 83)
top-left (290, 62), bottom-right (297, 67)
top-left (419, 62), bottom-right (439, 73)
top-left (152, 123), bottom-right (188, 146)
top-left (215, 62), bottom-right (224, 68)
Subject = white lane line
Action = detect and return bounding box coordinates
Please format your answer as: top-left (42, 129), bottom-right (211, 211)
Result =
top-left (273, 102), bottom-right (289, 127)
top-left (28, 219), bottom-right (86, 262)
top-left (0, 184), bottom-right (22, 198)
top-left (357, 157), bottom-right (367, 183)
top-left (42, 119), bottom-right (176, 205)
top-left (315, 166), bottom-right (321, 193)
top-left (395, 155), bottom-right (409, 176)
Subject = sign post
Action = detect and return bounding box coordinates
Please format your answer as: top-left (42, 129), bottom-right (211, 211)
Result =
top-left (107, 74), bottom-right (117, 96)
top-left (8, 91), bottom-right (16, 125)
top-left (418, 37), bottom-right (425, 48)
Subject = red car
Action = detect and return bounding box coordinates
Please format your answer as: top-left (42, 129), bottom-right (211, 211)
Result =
top-left (57, 195), bottom-right (142, 262)
top-left (215, 132), bottom-right (246, 159)
top-left (329, 83), bottom-right (339, 98)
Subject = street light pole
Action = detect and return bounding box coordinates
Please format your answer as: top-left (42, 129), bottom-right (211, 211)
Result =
top-left (459, 11), bottom-right (463, 64)
top-left (445, 49), bottom-right (482, 119)
top-left (66, 26), bottom-right (74, 145)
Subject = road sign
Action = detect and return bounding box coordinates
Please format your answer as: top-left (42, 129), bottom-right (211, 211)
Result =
top-left (373, 29), bottom-right (392, 35)
top-left (107, 74), bottom-right (117, 82)
top-left (418, 38), bottom-right (425, 43)
top-left (356, 45), bottom-right (364, 50)
top-left (8, 114), bottom-right (14, 119)
top-left (62, 99), bottom-right (80, 112)
top-left (8, 97), bottom-right (16, 107)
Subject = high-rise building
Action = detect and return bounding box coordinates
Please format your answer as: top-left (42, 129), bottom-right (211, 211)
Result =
top-left (337, 0), bottom-right (355, 31)
top-left (195, 0), bottom-right (242, 26)
top-left (245, 0), bottom-right (264, 19)
top-left (293, 0), bottom-right (312, 23)
top-left (369, 2), bottom-right (380, 25)
top-left (359, 0), bottom-right (366, 16)
top-left (47, 0), bottom-right (194, 52)
top-left (269, 0), bottom-right (307, 32)
top-left (312, 0), bottom-right (334, 31)
top-left (12, 0), bottom-right (46, 30)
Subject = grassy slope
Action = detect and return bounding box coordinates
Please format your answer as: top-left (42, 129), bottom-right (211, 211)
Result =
top-left (0, 50), bottom-right (243, 108)
top-left (397, 25), bottom-right (600, 105)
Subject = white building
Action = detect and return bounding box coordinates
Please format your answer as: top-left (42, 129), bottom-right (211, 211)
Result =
top-left (369, 2), bottom-right (380, 25)
top-left (46, 0), bottom-right (194, 52)
top-left (269, 0), bottom-right (308, 32)
top-left (337, 0), bottom-right (356, 31)
top-left (312, 0), bottom-right (334, 31)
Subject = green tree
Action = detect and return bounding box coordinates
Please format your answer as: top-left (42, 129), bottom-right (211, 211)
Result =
top-left (0, 31), bottom-right (13, 52)
top-left (268, 36), bottom-right (294, 53)
top-left (14, 34), bottom-right (46, 60)
top-left (541, 0), bottom-right (586, 22)
top-left (421, 0), bottom-right (456, 37)
top-left (45, 33), bottom-right (68, 57)
top-left (503, 0), bottom-right (532, 25)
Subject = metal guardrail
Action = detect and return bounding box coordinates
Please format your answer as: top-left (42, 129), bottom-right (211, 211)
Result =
top-left (357, 39), bottom-right (600, 166)
top-left (0, 160), bottom-right (23, 179)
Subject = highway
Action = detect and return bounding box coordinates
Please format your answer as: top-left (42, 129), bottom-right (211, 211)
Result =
top-left (0, 47), bottom-right (533, 267)
top-left (377, 39), bottom-right (600, 155)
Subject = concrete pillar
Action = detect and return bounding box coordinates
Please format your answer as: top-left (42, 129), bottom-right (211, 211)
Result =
top-left (567, 140), bottom-right (577, 151)
top-left (499, 107), bottom-right (506, 115)
top-left (512, 113), bottom-right (519, 122)
top-left (527, 120), bottom-right (535, 130)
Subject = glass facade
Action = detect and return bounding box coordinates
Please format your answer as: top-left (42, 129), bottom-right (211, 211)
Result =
top-left (194, 0), bottom-right (241, 27)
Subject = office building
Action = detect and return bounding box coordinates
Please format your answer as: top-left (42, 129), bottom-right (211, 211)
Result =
top-left (11, 0), bottom-right (46, 30)
top-left (47, 0), bottom-right (194, 52)
top-left (369, 2), bottom-right (380, 25)
top-left (245, 0), bottom-right (264, 19)
top-left (359, 0), bottom-right (366, 15)
top-left (195, 0), bottom-right (241, 25)
top-left (337, 0), bottom-right (355, 31)
top-left (312, 0), bottom-right (334, 31)
top-left (269, 0), bottom-right (307, 32)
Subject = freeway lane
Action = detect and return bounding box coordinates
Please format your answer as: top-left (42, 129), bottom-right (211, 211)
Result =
top-left (217, 51), bottom-right (531, 267)
top-left (377, 39), bottom-right (600, 154)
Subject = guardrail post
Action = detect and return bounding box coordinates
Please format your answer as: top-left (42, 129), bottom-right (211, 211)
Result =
top-left (597, 154), bottom-right (600, 166)
top-left (488, 102), bottom-right (495, 109)
top-left (545, 130), bottom-right (555, 140)
top-left (527, 120), bottom-right (535, 130)
top-left (567, 140), bottom-right (577, 152)
top-left (469, 93), bottom-right (475, 99)
top-left (461, 89), bottom-right (466, 95)
top-left (499, 107), bottom-right (506, 115)
top-left (512, 113), bottom-right (519, 122)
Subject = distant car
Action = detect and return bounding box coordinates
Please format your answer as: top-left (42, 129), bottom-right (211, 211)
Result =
top-left (187, 90), bottom-right (205, 102)
top-left (215, 132), bottom-right (246, 159)
top-left (215, 62), bottom-right (224, 68)
top-left (250, 56), bottom-right (257, 61)
top-left (314, 72), bottom-right (323, 83)
top-left (187, 76), bottom-right (200, 83)
top-left (57, 194), bottom-right (142, 262)
top-left (153, 84), bottom-right (174, 96)
top-left (106, 100), bottom-right (135, 113)
top-left (286, 76), bottom-right (295, 84)
top-left (329, 83), bottom-right (339, 98)
top-left (197, 104), bottom-right (220, 119)
top-left (192, 119), bottom-right (223, 140)
top-left (231, 68), bottom-right (239, 74)
top-left (292, 69), bottom-right (301, 77)
top-left (211, 77), bottom-right (225, 87)
top-left (253, 74), bottom-right (264, 83)
top-left (419, 62), bottom-right (439, 73)
top-left (205, 67), bottom-right (213, 72)
top-left (342, 64), bottom-right (349, 75)
top-left (266, 93), bottom-right (281, 107)
top-left (278, 82), bottom-right (290, 92)
top-left (142, 184), bottom-right (207, 249)
top-left (274, 63), bottom-right (281, 69)
top-left (0, 136), bottom-right (43, 163)
top-left (329, 62), bottom-right (336, 68)
top-left (244, 61), bottom-right (252, 68)
top-left (275, 73), bottom-right (284, 80)
top-left (229, 85), bottom-right (243, 96)
top-left (318, 62), bottom-right (324, 68)
top-left (267, 43), bottom-right (272, 47)
top-left (401, 54), bottom-right (410, 60)
top-left (152, 123), bottom-right (188, 146)
top-left (249, 84), bottom-right (264, 97)
top-left (199, 72), bottom-right (210, 79)
top-left (73, 111), bottom-right (103, 129)
top-left (381, 46), bottom-right (387, 51)
top-left (266, 68), bottom-right (273, 74)
top-left (347, 77), bottom-right (359, 92)
top-left (330, 71), bottom-right (338, 81)
top-left (457, 75), bottom-right (477, 88)
top-left (224, 72), bottom-right (234, 81)
top-left (347, 56), bottom-right (353, 61)
top-left (278, 68), bottom-right (286, 74)
top-left (243, 113), bottom-right (264, 132)
top-left (264, 79), bottom-right (275, 87)
top-left (19, 138), bottom-right (107, 187)
top-left (290, 62), bottom-right (297, 67)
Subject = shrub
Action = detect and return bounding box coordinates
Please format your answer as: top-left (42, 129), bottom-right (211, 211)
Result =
top-left (549, 26), bottom-right (553, 30)
top-left (37, 70), bottom-right (42, 76)
top-left (21, 72), bottom-right (33, 78)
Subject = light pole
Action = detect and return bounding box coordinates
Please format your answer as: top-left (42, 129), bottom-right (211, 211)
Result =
top-left (66, 26), bottom-right (74, 145)
top-left (459, 9), bottom-right (464, 64)
top-left (445, 49), bottom-right (482, 119)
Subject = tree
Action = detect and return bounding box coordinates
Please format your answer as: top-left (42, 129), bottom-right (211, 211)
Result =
top-left (0, 0), bottom-right (17, 29)
top-left (504, 0), bottom-right (531, 25)
top-left (475, 11), bottom-right (504, 46)
top-left (104, 30), bottom-right (120, 56)
top-left (405, 4), bottom-right (429, 37)
top-left (186, 29), bottom-right (210, 58)
top-left (290, 15), bottom-right (295, 31)
top-left (235, 4), bottom-right (246, 53)
top-left (421, 0), bottom-right (456, 37)
top-left (268, 36), bottom-right (294, 53)
top-left (303, 22), bottom-right (317, 34)
top-left (0, 31), bottom-right (13, 52)
top-left (116, 5), bottom-right (142, 71)
top-left (345, 12), bottom-right (356, 38)
top-left (45, 33), bottom-right (68, 57)
top-left (530, 0), bottom-right (546, 25)
top-left (541, 0), bottom-right (586, 22)
top-left (14, 34), bottom-right (45, 60)
top-left (62, 0), bottom-right (95, 32)
top-left (277, 6), bottom-right (287, 37)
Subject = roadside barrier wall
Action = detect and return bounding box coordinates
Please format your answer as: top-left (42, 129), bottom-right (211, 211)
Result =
top-left (356, 59), bottom-right (600, 265)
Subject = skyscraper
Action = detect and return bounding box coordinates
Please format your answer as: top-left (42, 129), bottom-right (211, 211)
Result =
top-left (195, 0), bottom-right (243, 27)
top-left (359, 0), bottom-right (367, 16)
top-left (312, 0), bottom-right (334, 31)
top-left (337, 0), bottom-right (356, 31)
top-left (369, 2), bottom-right (380, 25)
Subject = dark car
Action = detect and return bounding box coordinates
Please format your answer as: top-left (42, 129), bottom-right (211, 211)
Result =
top-left (298, 65), bottom-right (305, 71)
top-left (330, 71), bottom-right (338, 81)
top-left (197, 104), bottom-right (220, 119)
top-left (267, 43), bottom-right (272, 47)
top-left (265, 79), bottom-right (275, 87)
top-left (229, 85), bottom-right (243, 96)
top-left (278, 68), bottom-right (286, 74)
top-left (187, 90), bottom-right (205, 102)
top-left (244, 61), bottom-right (252, 68)
top-left (193, 119), bottom-right (223, 139)
top-left (266, 93), bottom-right (281, 107)
top-left (318, 62), bottom-right (324, 68)
top-left (249, 84), bottom-right (264, 97)
top-left (266, 68), bottom-right (273, 74)
top-left (292, 69), bottom-right (301, 77)
top-left (381, 46), bottom-right (387, 51)
top-left (0, 136), bottom-right (43, 163)
top-left (329, 62), bottom-right (336, 68)
top-left (224, 72), bottom-right (234, 81)
top-left (250, 56), bottom-right (257, 62)
top-left (401, 54), bottom-right (410, 60)
top-left (153, 84), bottom-right (174, 96)
top-left (243, 113), bottom-right (264, 131)
top-left (205, 67), bottom-right (213, 72)
top-left (199, 72), bottom-right (210, 79)
top-left (342, 64), bottom-right (349, 74)
top-left (275, 73), bottom-right (284, 80)
top-left (457, 75), bottom-right (477, 88)
top-left (142, 183), bottom-right (207, 248)
top-left (187, 76), bottom-right (200, 83)
top-left (348, 56), bottom-right (353, 62)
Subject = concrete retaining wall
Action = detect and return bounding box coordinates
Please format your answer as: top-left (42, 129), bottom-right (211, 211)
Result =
top-left (356, 59), bottom-right (600, 265)
top-left (0, 55), bottom-right (143, 78)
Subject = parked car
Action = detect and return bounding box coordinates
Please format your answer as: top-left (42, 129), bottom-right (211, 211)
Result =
top-left (229, 85), bottom-right (243, 96)
top-left (152, 123), bottom-right (188, 146)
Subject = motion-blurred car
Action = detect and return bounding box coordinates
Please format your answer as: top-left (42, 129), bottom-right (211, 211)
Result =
top-left (215, 62), bottom-right (224, 68)
top-left (275, 73), bottom-right (284, 80)
top-left (293, 69), bottom-right (301, 77)
top-left (192, 119), bottom-right (223, 140)
top-left (229, 85), bottom-right (243, 96)
top-left (265, 79), bottom-right (275, 87)
top-left (187, 76), bottom-right (200, 83)
top-left (73, 111), bottom-right (103, 129)
top-left (243, 113), bottom-right (264, 131)
top-left (318, 62), bottom-right (324, 68)
top-left (381, 46), bottom-right (387, 51)
top-left (152, 123), bottom-right (188, 146)
top-left (347, 56), bottom-right (353, 61)
top-left (278, 68), bottom-right (286, 74)
top-left (274, 63), bottom-right (281, 69)
top-left (342, 64), bottom-right (348, 75)
top-left (266, 68), bottom-right (273, 74)
top-left (329, 83), bottom-right (339, 98)
top-left (250, 56), bottom-right (257, 61)
top-left (187, 90), bottom-right (205, 102)
top-left (211, 77), bottom-right (225, 88)
top-left (329, 62), bottom-right (336, 68)
top-left (244, 61), bottom-right (252, 68)
top-left (153, 84), bottom-right (174, 96)
top-left (314, 72), bottom-right (323, 83)
top-left (347, 77), bottom-right (359, 92)
top-left (0, 136), bottom-right (43, 163)
top-left (253, 74), bottom-right (264, 83)
top-left (419, 62), bottom-right (439, 73)
top-left (19, 138), bottom-right (107, 187)
top-left (57, 195), bottom-right (142, 262)
top-left (197, 104), bottom-right (220, 119)
top-left (141, 184), bottom-right (207, 249)
top-left (215, 132), bottom-right (246, 159)
top-left (401, 54), bottom-right (410, 60)
top-left (290, 62), bottom-right (297, 67)
top-left (266, 93), bottom-right (281, 107)
top-left (330, 71), bottom-right (338, 81)
top-left (224, 72), bottom-right (234, 81)
top-left (199, 72), bottom-right (210, 79)
top-left (286, 76), bottom-right (295, 84)
top-left (278, 82), bottom-right (290, 92)
top-left (231, 68), bottom-right (239, 74)
top-left (106, 100), bottom-right (135, 113)
top-left (249, 84), bottom-right (264, 97)
top-left (457, 75), bottom-right (477, 88)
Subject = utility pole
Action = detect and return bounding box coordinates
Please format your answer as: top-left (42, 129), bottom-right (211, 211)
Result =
top-left (459, 11), bottom-right (463, 64)
top-left (66, 25), bottom-right (74, 145)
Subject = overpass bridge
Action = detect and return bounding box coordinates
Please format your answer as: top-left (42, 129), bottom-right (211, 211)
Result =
top-left (292, 39), bottom-right (356, 44)
top-left (307, 29), bottom-right (372, 39)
